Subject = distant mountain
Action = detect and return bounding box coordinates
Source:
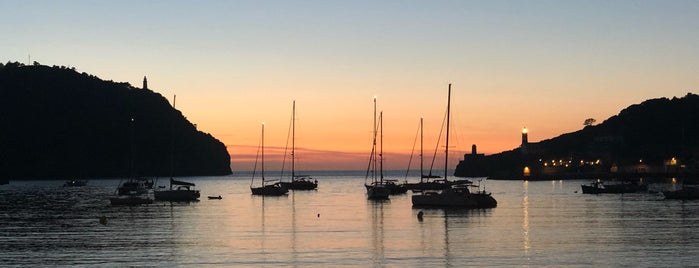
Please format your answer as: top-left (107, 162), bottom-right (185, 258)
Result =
top-left (455, 93), bottom-right (699, 179)
top-left (0, 62), bottom-right (231, 179)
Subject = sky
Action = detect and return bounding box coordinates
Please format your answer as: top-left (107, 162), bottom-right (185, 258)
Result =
top-left (2, 0), bottom-right (698, 172)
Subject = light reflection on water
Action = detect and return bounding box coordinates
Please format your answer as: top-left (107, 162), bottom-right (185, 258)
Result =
top-left (1, 173), bottom-right (699, 267)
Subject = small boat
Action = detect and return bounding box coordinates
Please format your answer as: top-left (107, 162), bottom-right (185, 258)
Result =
top-left (250, 123), bottom-right (289, 196)
top-left (411, 85), bottom-right (497, 208)
top-left (117, 178), bottom-right (153, 195)
top-left (366, 179), bottom-right (407, 194)
top-left (63, 179), bottom-right (88, 187)
top-left (110, 117), bottom-right (153, 206)
top-left (364, 98), bottom-right (390, 200)
top-left (281, 176), bottom-right (318, 190)
top-left (208, 195), bottom-right (223, 200)
top-left (580, 180), bottom-right (647, 194)
top-left (153, 96), bottom-right (200, 202)
top-left (663, 185), bottom-right (699, 200)
top-left (412, 184), bottom-right (497, 208)
top-left (251, 182), bottom-right (288, 196)
top-left (154, 178), bottom-right (200, 201)
top-left (279, 101), bottom-right (318, 191)
top-left (111, 178), bottom-right (153, 206)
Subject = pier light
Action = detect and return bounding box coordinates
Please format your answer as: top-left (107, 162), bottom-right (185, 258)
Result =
top-left (523, 166), bottom-right (531, 177)
top-left (671, 157), bottom-right (677, 165)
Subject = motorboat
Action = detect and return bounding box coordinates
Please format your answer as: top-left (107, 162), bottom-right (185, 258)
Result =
top-left (154, 178), bottom-right (200, 201)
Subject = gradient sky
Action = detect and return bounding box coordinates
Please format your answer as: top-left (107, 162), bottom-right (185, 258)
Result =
top-left (2, 1), bottom-right (698, 171)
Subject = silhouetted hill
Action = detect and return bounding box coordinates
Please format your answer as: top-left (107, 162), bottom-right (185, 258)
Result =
top-left (0, 62), bottom-right (231, 179)
top-left (455, 93), bottom-right (699, 179)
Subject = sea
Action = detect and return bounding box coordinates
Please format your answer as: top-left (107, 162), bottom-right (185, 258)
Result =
top-left (1, 170), bottom-right (698, 267)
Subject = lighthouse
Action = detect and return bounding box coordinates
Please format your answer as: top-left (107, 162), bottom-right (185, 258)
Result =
top-left (521, 127), bottom-right (528, 155)
top-left (143, 76), bottom-right (148, 90)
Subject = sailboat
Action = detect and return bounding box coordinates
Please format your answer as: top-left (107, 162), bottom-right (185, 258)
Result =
top-left (110, 117), bottom-right (154, 206)
top-left (251, 123), bottom-right (289, 196)
top-left (404, 117), bottom-right (467, 191)
top-left (154, 95), bottom-right (200, 201)
top-left (411, 84), bottom-right (497, 208)
top-left (364, 97), bottom-right (391, 200)
top-left (280, 101), bottom-right (318, 190)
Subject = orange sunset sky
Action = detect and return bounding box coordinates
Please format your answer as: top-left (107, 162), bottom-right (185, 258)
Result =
top-left (3, 1), bottom-right (698, 171)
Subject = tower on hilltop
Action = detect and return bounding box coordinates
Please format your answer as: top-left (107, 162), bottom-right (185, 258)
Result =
top-left (521, 127), bottom-right (529, 155)
top-left (143, 76), bottom-right (148, 90)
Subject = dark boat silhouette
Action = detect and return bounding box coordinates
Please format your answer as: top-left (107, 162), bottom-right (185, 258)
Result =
top-left (250, 123), bottom-right (288, 196)
top-left (412, 84), bottom-right (497, 208)
top-left (279, 101), bottom-right (318, 191)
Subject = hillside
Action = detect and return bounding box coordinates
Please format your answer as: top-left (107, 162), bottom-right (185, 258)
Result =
top-left (0, 62), bottom-right (231, 179)
top-left (455, 93), bottom-right (699, 179)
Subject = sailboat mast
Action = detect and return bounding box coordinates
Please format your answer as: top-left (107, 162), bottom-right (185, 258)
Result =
top-left (420, 116), bottom-right (424, 183)
top-left (380, 111), bottom-right (384, 184)
top-left (262, 123), bottom-right (265, 186)
top-left (169, 95), bottom-right (176, 190)
top-left (292, 100), bottom-right (296, 179)
top-left (373, 97), bottom-right (377, 183)
top-left (444, 84), bottom-right (451, 181)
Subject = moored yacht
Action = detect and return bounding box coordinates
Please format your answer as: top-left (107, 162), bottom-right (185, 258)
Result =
top-left (411, 84), bottom-right (497, 208)
top-left (154, 178), bottom-right (200, 201)
top-left (251, 123), bottom-right (289, 196)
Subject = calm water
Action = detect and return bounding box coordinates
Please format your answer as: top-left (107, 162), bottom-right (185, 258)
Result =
top-left (1, 171), bottom-right (698, 267)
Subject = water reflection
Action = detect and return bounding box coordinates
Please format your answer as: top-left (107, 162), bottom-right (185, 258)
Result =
top-left (5, 175), bottom-right (699, 266)
top-left (522, 180), bottom-right (530, 254)
top-left (369, 201), bottom-right (386, 265)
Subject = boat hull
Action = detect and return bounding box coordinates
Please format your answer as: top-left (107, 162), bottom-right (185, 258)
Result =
top-left (280, 180), bottom-right (318, 190)
top-left (366, 185), bottom-right (391, 200)
top-left (251, 184), bottom-right (288, 196)
top-left (365, 183), bottom-right (406, 195)
top-left (154, 190), bottom-right (200, 201)
top-left (117, 180), bottom-right (153, 195)
top-left (405, 179), bottom-right (472, 191)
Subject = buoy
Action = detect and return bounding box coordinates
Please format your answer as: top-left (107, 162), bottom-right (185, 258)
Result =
top-left (99, 216), bottom-right (107, 225)
top-left (417, 211), bottom-right (424, 221)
